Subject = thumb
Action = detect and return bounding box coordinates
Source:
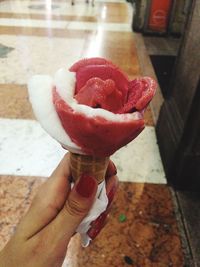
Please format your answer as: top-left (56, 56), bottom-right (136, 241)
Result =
top-left (43, 174), bottom-right (97, 244)
top-left (64, 173), bottom-right (98, 231)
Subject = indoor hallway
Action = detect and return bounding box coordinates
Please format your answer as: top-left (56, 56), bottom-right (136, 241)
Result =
top-left (0, 0), bottom-right (187, 266)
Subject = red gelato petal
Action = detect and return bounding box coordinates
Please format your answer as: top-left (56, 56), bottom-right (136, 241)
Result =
top-left (87, 210), bottom-right (108, 239)
top-left (74, 77), bottom-right (123, 113)
top-left (134, 78), bottom-right (156, 110)
top-left (53, 89), bottom-right (144, 157)
top-left (69, 57), bottom-right (115, 72)
top-left (74, 64), bottom-right (129, 102)
top-left (120, 77), bottom-right (157, 113)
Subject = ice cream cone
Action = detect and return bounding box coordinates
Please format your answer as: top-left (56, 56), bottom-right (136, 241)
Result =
top-left (70, 152), bottom-right (109, 184)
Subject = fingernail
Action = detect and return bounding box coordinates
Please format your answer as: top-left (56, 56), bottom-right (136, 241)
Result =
top-left (75, 174), bottom-right (97, 198)
top-left (106, 161), bottom-right (117, 178)
top-left (88, 211), bottom-right (108, 239)
top-left (91, 211), bottom-right (108, 227)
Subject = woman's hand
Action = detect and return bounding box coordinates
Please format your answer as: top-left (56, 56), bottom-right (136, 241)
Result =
top-left (0, 153), bottom-right (118, 267)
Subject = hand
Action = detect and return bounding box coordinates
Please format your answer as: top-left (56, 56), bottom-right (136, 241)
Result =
top-left (0, 153), bottom-right (118, 267)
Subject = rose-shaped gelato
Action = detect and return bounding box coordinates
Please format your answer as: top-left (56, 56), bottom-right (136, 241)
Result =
top-left (52, 58), bottom-right (156, 157)
top-left (28, 57), bottom-right (156, 157)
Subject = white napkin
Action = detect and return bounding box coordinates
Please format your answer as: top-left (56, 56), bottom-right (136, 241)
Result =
top-left (75, 180), bottom-right (108, 247)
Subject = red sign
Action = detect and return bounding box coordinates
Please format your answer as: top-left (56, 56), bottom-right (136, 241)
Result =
top-left (148, 0), bottom-right (172, 32)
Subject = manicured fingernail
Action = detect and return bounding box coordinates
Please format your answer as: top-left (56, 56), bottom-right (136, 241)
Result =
top-left (106, 161), bottom-right (117, 178)
top-left (88, 211), bottom-right (108, 239)
top-left (75, 174), bottom-right (96, 198)
top-left (90, 211), bottom-right (108, 228)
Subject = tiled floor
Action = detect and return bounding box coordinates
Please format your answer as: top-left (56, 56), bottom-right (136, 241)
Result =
top-left (0, 0), bottom-right (186, 266)
top-left (1, 177), bottom-right (184, 266)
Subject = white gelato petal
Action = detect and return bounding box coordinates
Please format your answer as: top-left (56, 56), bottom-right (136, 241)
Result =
top-left (28, 74), bottom-right (82, 154)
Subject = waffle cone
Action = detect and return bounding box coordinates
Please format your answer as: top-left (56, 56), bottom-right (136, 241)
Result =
top-left (70, 152), bottom-right (109, 184)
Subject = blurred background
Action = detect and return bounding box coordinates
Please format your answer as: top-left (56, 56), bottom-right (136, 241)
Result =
top-left (0, 0), bottom-right (199, 266)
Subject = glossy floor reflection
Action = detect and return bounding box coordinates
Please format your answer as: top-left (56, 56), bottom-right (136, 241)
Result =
top-left (0, 0), bottom-right (186, 266)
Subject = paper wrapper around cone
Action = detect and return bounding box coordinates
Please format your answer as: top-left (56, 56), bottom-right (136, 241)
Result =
top-left (70, 152), bottom-right (109, 184)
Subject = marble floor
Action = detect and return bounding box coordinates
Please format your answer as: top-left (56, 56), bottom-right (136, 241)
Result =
top-left (0, 0), bottom-right (187, 266)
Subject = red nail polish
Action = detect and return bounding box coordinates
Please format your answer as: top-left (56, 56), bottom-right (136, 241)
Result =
top-left (106, 161), bottom-right (117, 178)
top-left (88, 211), bottom-right (108, 239)
top-left (75, 174), bottom-right (96, 198)
top-left (92, 211), bottom-right (108, 227)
